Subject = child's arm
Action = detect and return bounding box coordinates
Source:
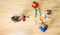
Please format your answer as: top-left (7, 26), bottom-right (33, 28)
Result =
top-left (32, 4), bottom-right (35, 8)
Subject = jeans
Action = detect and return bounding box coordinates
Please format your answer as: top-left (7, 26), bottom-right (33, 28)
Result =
top-left (39, 26), bottom-right (46, 32)
top-left (34, 8), bottom-right (40, 17)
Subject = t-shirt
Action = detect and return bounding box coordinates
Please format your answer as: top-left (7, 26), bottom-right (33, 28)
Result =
top-left (42, 12), bottom-right (50, 18)
top-left (32, 2), bottom-right (39, 8)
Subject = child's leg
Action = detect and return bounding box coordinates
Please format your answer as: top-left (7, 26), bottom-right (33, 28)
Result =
top-left (37, 8), bottom-right (40, 16)
top-left (34, 8), bottom-right (37, 17)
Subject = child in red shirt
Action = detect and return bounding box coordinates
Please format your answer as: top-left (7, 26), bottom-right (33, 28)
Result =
top-left (32, 1), bottom-right (40, 17)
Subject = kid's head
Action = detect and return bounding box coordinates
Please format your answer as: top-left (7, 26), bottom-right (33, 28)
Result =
top-left (46, 10), bottom-right (51, 12)
top-left (11, 16), bottom-right (20, 22)
top-left (41, 21), bottom-right (46, 26)
top-left (33, 1), bottom-right (36, 4)
top-left (46, 10), bottom-right (51, 15)
top-left (41, 22), bottom-right (44, 25)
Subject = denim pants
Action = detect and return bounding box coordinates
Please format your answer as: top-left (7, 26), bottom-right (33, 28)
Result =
top-left (34, 8), bottom-right (40, 17)
top-left (39, 26), bottom-right (46, 32)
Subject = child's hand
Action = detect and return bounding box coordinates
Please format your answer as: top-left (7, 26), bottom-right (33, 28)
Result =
top-left (33, 4), bottom-right (36, 6)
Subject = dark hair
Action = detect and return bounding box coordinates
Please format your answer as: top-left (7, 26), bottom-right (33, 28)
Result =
top-left (46, 10), bottom-right (51, 15)
top-left (33, 1), bottom-right (36, 4)
top-left (11, 16), bottom-right (20, 22)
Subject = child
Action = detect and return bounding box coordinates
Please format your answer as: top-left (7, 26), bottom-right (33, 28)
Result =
top-left (42, 10), bottom-right (51, 20)
top-left (11, 14), bottom-right (26, 22)
top-left (32, 1), bottom-right (40, 17)
top-left (39, 22), bottom-right (48, 32)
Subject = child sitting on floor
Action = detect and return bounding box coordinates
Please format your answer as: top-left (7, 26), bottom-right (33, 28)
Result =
top-left (42, 10), bottom-right (51, 20)
top-left (11, 14), bottom-right (26, 22)
top-left (39, 21), bottom-right (48, 32)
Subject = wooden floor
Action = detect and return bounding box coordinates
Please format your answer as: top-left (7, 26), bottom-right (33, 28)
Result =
top-left (0, 0), bottom-right (60, 35)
